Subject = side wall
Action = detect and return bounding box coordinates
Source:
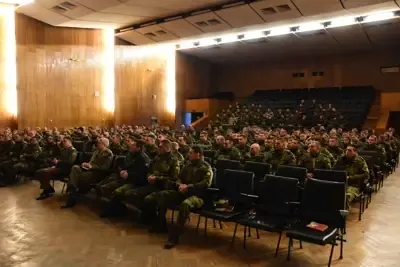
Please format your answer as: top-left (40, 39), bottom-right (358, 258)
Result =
top-left (15, 14), bottom-right (110, 129)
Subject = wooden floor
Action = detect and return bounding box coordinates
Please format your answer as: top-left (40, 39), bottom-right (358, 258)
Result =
top-left (1, 170), bottom-right (400, 267)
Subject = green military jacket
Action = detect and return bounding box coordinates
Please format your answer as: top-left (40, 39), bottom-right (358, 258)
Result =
top-left (57, 146), bottom-right (78, 169)
top-left (320, 147), bottom-right (336, 166)
top-left (89, 148), bottom-right (113, 170)
top-left (327, 146), bottom-right (344, 160)
top-left (10, 141), bottom-right (26, 159)
top-left (235, 144), bottom-right (249, 155)
top-left (264, 149), bottom-right (296, 171)
top-left (144, 143), bottom-right (158, 159)
top-left (198, 140), bottom-right (212, 147)
top-left (334, 155), bottom-right (369, 186)
top-left (289, 148), bottom-right (305, 165)
top-left (363, 144), bottom-right (386, 166)
top-left (41, 143), bottom-right (61, 159)
top-left (109, 142), bottom-right (125, 155)
top-left (179, 144), bottom-right (190, 157)
top-left (215, 147), bottom-right (241, 162)
top-left (171, 159), bottom-right (213, 190)
top-left (242, 153), bottom-right (265, 163)
top-left (298, 152), bottom-right (332, 172)
top-left (172, 151), bottom-right (185, 167)
top-left (148, 152), bottom-right (180, 186)
top-left (22, 144), bottom-right (42, 161)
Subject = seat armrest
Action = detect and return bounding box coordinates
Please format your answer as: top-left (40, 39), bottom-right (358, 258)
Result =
top-left (240, 193), bottom-right (259, 200)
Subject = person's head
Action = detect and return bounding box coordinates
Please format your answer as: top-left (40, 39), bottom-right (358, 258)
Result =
top-left (345, 145), bottom-right (357, 159)
top-left (200, 131), bottom-right (208, 141)
top-left (97, 137), bottom-right (109, 150)
top-left (250, 143), bottom-right (261, 156)
top-left (238, 134), bottom-right (247, 145)
top-left (189, 145), bottom-right (203, 161)
top-left (342, 136), bottom-right (350, 144)
top-left (47, 135), bottom-right (54, 144)
top-left (309, 141), bottom-right (320, 154)
top-left (329, 137), bottom-right (338, 147)
top-left (112, 135), bottom-right (120, 144)
top-left (146, 134), bottom-right (156, 144)
top-left (299, 133), bottom-right (307, 141)
top-left (368, 135), bottom-right (377, 145)
top-left (224, 138), bottom-right (234, 149)
top-left (158, 134), bottom-right (167, 142)
top-left (159, 139), bottom-right (172, 154)
top-left (289, 139), bottom-right (300, 150)
top-left (63, 137), bottom-right (73, 148)
top-left (274, 138), bottom-right (287, 151)
top-left (265, 137), bottom-right (274, 149)
top-left (216, 135), bottom-right (225, 145)
top-left (171, 142), bottom-right (179, 152)
top-left (178, 136), bottom-right (187, 145)
top-left (30, 137), bottom-right (38, 145)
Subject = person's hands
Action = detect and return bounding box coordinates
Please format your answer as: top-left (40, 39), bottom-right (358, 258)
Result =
top-left (178, 184), bottom-right (188, 193)
top-left (120, 170), bottom-right (128, 179)
top-left (148, 175), bottom-right (156, 184)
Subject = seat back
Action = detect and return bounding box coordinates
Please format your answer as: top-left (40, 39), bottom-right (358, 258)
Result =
top-left (216, 159), bottom-right (241, 184)
top-left (313, 169), bottom-right (347, 183)
top-left (260, 175), bottom-right (299, 215)
top-left (112, 156), bottom-right (126, 171)
top-left (359, 150), bottom-right (378, 165)
top-left (203, 150), bottom-right (217, 160)
top-left (211, 168), bottom-right (217, 187)
top-left (361, 155), bottom-right (374, 170)
top-left (244, 162), bottom-right (271, 195)
top-left (219, 169), bottom-right (254, 203)
top-left (301, 178), bottom-right (346, 226)
top-left (276, 165), bottom-right (307, 184)
top-left (72, 141), bottom-right (86, 152)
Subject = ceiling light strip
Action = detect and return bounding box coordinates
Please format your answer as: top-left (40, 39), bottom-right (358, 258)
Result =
top-left (176, 10), bottom-right (399, 50)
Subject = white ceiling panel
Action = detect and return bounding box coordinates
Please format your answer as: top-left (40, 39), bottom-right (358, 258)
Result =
top-left (250, 0), bottom-right (302, 24)
top-left (363, 19), bottom-right (400, 45)
top-left (73, 0), bottom-right (121, 11)
top-left (343, 0), bottom-right (399, 15)
top-left (59, 19), bottom-right (120, 28)
top-left (327, 24), bottom-right (371, 46)
top-left (293, 0), bottom-right (344, 16)
top-left (159, 19), bottom-right (203, 38)
top-left (115, 30), bottom-right (156, 45)
top-left (37, 0), bottom-right (93, 19)
top-left (125, 0), bottom-right (224, 11)
top-left (16, 2), bottom-right (70, 26)
top-left (101, 3), bottom-right (168, 17)
top-left (215, 4), bottom-right (265, 28)
top-left (79, 12), bottom-right (140, 24)
top-left (185, 12), bottom-right (232, 33)
top-left (136, 24), bottom-right (178, 42)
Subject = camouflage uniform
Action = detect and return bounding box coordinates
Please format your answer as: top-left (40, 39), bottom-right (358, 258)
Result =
top-left (68, 148), bottom-right (114, 193)
top-left (327, 146), bottom-right (344, 161)
top-left (144, 143), bottom-right (159, 159)
top-left (235, 144), bottom-right (249, 156)
top-left (172, 151), bottom-right (185, 168)
top-left (363, 143), bottom-right (386, 167)
top-left (320, 147), bottom-right (336, 166)
top-left (131, 152), bottom-right (180, 219)
top-left (36, 146), bottom-right (78, 190)
top-left (178, 144), bottom-right (190, 158)
top-left (334, 155), bottom-right (369, 205)
top-left (99, 150), bottom-right (150, 199)
top-left (11, 143), bottom-right (42, 178)
top-left (38, 142), bottom-right (61, 168)
top-left (109, 142), bottom-right (125, 156)
top-left (289, 148), bottom-right (305, 165)
top-left (148, 159), bottom-right (213, 228)
top-left (242, 153), bottom-right (265, 163)
top-left (298, 152), bottom-right (331, 172)
top-left (264, 149), bottom-right (296, 172)
top-left (215, 147), bottom-right (241, 163)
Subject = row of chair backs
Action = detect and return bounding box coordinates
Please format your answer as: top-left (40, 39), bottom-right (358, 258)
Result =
top-left (219, 169), bottom-right (254, 203)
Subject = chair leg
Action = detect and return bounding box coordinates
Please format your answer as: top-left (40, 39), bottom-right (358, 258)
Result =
top-left (248, 227), bottom-right (251, 237)
top-left (300, 240), bottom-right (303, 249)
top-left (340, 236), bottom-right (344, 260)
top-left (219, 221), bottom-right (223, 229)
top-left (359, 198), bottom-right (362, 221)
top-left (204, 218), bottom-right (208, 237)
top-left (231, 223), bottom-right (238, 245)
top-left (256, 229), bottom-right (260, 239)
top-left (275, 232), bottom-right (282, 257)
top-left (328, 244), bottom-right (335, 267)
top-left (196, 215), bottom-right (201, 235)
top-left (243, 225), bottom-right (247, 249)
top-left (287, 238), bottom-right (292, 261)
top-left (213, 220), bottom-right (216, 228)
top-left (61, 183), bottom-right (66, 194)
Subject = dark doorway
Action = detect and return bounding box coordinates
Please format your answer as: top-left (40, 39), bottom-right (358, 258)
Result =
top-left (388, 112), bottom-right (400, 133)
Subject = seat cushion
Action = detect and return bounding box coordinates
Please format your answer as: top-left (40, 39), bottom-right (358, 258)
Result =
top-left (236, 214), bottom-right (290, 232)
top-left (286, 224), bottom-right (339, 245)
top-left (198, 209), bottom-right (245, 221)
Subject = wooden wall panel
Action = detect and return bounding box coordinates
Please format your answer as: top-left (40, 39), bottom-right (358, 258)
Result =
top-left (15, 14), bottom-right (109, 129)
top-left (114, 46), bottom-right (175, 126)
top-left (212, 51), bottom-right (400, 97)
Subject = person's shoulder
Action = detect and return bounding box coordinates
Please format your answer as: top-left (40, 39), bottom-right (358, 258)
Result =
top-left (102, 148), bottom-right (113, 156)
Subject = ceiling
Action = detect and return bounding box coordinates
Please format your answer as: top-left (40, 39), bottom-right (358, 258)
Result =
top-left (16, 0), bottom-right (400, 46)
top-left (180, 17), bottom-right (400, 63)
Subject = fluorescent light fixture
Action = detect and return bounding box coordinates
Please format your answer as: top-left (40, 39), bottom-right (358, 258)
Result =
top-left (242, 30), bottom-right (265, 40)
top-left (198, 38), bottom-right (218, 47)
top-left (218, 34), bottom-right (238, 44)
top-left (179, 42), bottom-right (195, 49)
top-left (326, 16), bottom-right (357, 28)
top-left (363, 11), bottom-right (395, 23)
top-left (2, 0), bottom-right (34, 7)
top-left (269, 26), bottom-right (291, 36)
top-left (297, 22), bottom-right (324, 32)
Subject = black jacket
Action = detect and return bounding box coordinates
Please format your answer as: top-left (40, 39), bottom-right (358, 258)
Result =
top-left (124, 151), bottom-right (151, 186)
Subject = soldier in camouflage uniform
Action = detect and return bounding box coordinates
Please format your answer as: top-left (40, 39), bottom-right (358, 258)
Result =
top-left (263, 137), bottom-right (275, 154)
top-left (178, 136), bottom-right (190, 158)
top-left (61, 137), bottom-right (114, 208)
top-left (288, 138), bottom-right (305, 164)
top-left (363, 135), bottom-right (386, 167)
top-left (212, 135), bottom-right (225, 151)
top-left (131, 140), bottom-right (180, 222)
top-left (334, 145), bottom-right (369, 207)
top-left (147, 145), bottom-right (213, 249)
top-left (35, 137), bottom-right (78, 200)
top-left (8, 137), bottom-right (42, 183)
top-left (99, 138), bottom-right (150, 217)
top-left (171, 142), bottom-right (185, 168)
top-left (215, 138), bottom-right (241, 163)
top-left (38, 135), bottom-right (61, 168)
top-left (198, 131), bottom-right (212, 147)
top-left (242, 143), bottom-right (264, 163)
top-left (144, 134), bottom-right (159, 160)
top-left (109, 135), bottom-right (125, 155)
top-left (298, 141), bottom-right (331, 175)
top-left (0, 135), bottom-right (15, 162)
top-left (327, 137), bottom-right (344, 161)
top-left (264, 138), bottom-right (296, 172)
top-left (0, 135), bottom-right (26, 186)
top-left (235, 134), bottom-right (250, 155)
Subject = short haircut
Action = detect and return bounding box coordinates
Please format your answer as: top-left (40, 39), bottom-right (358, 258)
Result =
top-left (133, 139), bottom-right (144, 149)
top-left (160, 139), bottom-right (172, 150)
top-left (63, 137), bottom-right (72, 142)
top-left (171, 142), bottom-right (179, 150)
top-left (191, 145), bottom-right (203, 156)
top-left (239, 134), bottom-right (247, 139)
top-left (200, 131), bottom-right (208, 136)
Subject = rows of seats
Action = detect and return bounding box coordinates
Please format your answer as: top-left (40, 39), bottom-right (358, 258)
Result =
top-left (245, 86), bottom-right (376, 128)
